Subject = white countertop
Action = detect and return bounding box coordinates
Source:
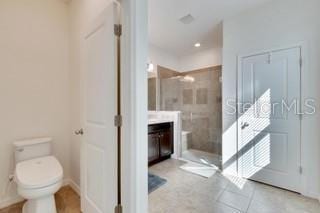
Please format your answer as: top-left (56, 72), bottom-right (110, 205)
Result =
top-left (148, 119), bottom-right (173, 125)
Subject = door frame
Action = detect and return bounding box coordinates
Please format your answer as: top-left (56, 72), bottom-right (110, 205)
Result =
top-left (236, 43), bottom-right (308, 196)
top-left (120, 0), bottom-right (148, 213)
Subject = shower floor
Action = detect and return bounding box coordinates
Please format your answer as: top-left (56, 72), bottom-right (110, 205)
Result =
top-left (181, 149), bottom-right (222, 169)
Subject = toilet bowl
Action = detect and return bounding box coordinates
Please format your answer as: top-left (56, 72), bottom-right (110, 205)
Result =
top-left (13, 138), bottom-right (63, 213)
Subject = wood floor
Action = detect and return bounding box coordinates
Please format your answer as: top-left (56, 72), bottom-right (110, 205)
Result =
top-left (0, 186), bottom-right (81, 213)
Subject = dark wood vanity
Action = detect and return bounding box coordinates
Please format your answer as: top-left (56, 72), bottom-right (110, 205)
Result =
top-left (148, 122), bottom-right (174, 166)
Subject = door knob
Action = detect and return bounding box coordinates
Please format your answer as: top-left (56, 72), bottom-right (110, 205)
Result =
top-left (241, 122), bottom-right (249, 130)
top-left (75, 129), bottom-right (84, 135)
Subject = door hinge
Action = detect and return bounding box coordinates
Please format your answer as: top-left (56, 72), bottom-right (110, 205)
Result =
top-left (299, 166), bottom-right (303, 174)
top-left (267, 53), bottom-right (272, 64)
top-left (115, 204), bottom-right (123, 213)
top-left (299, 57), bottom-right (303, 68)
top-left (114, 115), bottom-right (122, 127)
top-left (114, 24), bottom-right (122, 36)
top-left (299, 114), bottom-right (303, 120)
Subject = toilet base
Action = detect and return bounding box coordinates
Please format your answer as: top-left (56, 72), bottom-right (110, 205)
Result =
top-left (22, 195), bottom-right (57, 213)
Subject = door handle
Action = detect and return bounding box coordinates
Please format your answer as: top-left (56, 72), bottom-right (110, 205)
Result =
top-left (241, 122), bottom-right (249, 130)
top-left (75, 128), bottom-right (84, 135)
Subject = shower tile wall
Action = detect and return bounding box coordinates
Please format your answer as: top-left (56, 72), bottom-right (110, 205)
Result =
top-left (148, 77), bottom-right (157, 110)
top-left (160, 66), bottom-right (222, 155)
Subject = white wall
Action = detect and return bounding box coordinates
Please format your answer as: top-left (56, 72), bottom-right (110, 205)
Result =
top-left (222, 0), bottom-right (320, 198)
top-left (0, 0), bottom-right (70, 207)
top-left (149, 44), bottom-right (222, 75)
top-left (148, 44), bottom-right (180, 78)
top-left (179, 47), bottom-right (222, 72)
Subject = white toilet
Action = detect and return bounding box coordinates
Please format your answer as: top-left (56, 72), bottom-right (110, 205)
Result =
top-left (13, 137), bottom-right (63, 213)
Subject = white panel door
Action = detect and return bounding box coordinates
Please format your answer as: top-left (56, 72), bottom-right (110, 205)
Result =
top-left (238, 47), bottom-right (301, 192)
top-left (81, 3), bottom-right (119, 213)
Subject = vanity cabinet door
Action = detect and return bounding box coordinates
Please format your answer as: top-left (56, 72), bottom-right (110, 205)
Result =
top-left (148, 133), bottom-right (160, 163)
top-left (159, 130), bottom-right (173, 157)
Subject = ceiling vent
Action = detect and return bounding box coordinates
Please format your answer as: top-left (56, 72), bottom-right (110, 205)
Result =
top-left (179, 14), bottom-right (195, 24)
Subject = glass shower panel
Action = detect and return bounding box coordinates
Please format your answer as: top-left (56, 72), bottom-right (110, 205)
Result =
top-left (159, 67), bottom-right (222, 167)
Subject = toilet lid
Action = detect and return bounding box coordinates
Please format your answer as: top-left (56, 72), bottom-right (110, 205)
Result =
top-left (15, 156), bottom-right (63, 189)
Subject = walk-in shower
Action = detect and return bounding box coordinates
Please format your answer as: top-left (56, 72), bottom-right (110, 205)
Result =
top-left (158, 65), bottom-right (222, 168)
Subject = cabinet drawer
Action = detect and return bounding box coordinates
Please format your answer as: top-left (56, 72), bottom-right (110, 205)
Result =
top-left (148, 122), bottom-right (172, 133)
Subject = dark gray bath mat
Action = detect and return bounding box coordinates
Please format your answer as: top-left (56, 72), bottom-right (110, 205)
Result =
top-left (148, 173), bottom-right (167, 193)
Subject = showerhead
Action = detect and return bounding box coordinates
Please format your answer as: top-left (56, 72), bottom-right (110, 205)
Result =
top-left (168, 75), bottom-right (195, 82)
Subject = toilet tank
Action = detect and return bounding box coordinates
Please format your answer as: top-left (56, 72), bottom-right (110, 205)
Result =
top-left (13, 137), bottom-right (52, 163)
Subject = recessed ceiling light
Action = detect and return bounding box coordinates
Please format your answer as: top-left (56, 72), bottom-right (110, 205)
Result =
top-left (194, 43), bottom-right (201, 47)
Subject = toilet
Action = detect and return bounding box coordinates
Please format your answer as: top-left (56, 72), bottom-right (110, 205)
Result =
top-left (13, 137), bottom-right (63, 213)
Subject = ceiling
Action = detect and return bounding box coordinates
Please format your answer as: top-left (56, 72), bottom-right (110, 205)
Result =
top-left (149, 0), bottom-right (273, 56)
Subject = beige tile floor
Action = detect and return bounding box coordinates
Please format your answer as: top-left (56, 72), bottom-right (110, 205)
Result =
top-left (149, 159), bottom-right (320, 213)
top-left (0, 186), bottom-right (81, 213)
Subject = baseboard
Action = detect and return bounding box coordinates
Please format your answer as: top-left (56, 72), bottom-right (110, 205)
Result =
top-left (0, 196), bottom-right (24, 210)
top-left (63, 178), bottom-right (81, 196)
top-left (302, 190), bottom-right (320, 201)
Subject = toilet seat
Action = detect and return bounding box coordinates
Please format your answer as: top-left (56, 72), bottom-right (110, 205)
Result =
top-left (15, 156), bottom-right (63, 189)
